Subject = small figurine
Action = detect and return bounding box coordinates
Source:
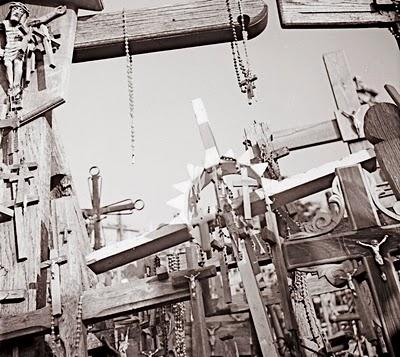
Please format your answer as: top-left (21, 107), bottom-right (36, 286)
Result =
top-left (357, 235), bottom-right (388, 266)
top-left (357, 235), bottom-right (388, 281)
top-left (0, 2), bottom-right (66, 113)
top-left (184, 272), bottom-right (200, 299)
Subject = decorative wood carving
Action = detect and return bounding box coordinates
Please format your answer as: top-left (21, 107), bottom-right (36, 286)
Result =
top-left (290, 177), bottom-right (345, 239)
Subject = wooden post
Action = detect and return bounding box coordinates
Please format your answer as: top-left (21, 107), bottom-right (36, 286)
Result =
top-left (236, 240), bottom-right (279, 357)
top-left (0, 2), bottom-right (99, 355)
top-left (186, 244), bottom-right (211, 357)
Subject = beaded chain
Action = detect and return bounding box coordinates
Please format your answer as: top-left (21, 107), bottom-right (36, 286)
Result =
top-left (74, 295), bottom-right (83, 357)
top-left (225, 0), bottom-right (257, 104)
top-left (122, 9), bottom-right (136, 164)
top-left (168, 253), bottom-right (187, 357)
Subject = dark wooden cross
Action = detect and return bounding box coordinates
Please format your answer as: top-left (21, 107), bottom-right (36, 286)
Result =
top-left (83, 166), bottom-right (144, 250)
top-left (276, 0), bottom-right (400, 49)
top-left (282, 162), bottom-right (400, 356)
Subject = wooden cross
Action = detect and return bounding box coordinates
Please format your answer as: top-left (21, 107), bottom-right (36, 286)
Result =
top-left (2, 159), bottom-right (39, 261)
top-left (185, 244), bottom-right (211, 357)
top-left (273, 50), bottom-right (375, 153)
top-left (0, 264), bottom-right (217, 341)
top-left (0, 0), bottom-right (268, 355)
top-left (276, 0), bottom-right (400, 49)
top-left (281, 163), bottom-right (400, 357)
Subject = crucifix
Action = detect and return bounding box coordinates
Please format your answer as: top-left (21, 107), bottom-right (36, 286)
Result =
top-left (83, 166), bottom-right (144, 250)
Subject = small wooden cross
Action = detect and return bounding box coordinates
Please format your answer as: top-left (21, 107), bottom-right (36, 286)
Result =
top-left (40, 253), bottom-right (67, 316)
top-left (3, 158), bottom-right (39, 261)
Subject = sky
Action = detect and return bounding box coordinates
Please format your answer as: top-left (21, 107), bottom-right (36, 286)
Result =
top-left (56, 0), bottom-right (400, 236)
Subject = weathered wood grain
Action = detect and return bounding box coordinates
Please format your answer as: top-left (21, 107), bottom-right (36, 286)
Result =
top-left (262, 149), bottom-right (376, 208)
top-left (82, 276), bottom-right (192, 324)
top-left (86, 224), bottom-right (191, 274)
top-left (336, 165), bottom-right (380, 230)
top-left (385, 84), bottom-right (400, 108)
top-left (0, 306), bottom-right (52, 342)
top-left (51, 197), bottom-right (94, 356)
top-left (0, 289), bottom-right (26, 303)
top-left (272, 119), bottom-right (342, 151)
top-left (186, 245), bottom-right (210, 357)
top-left (277, 0), bottom-right (397, 28)
top-left (73, 0), bottom-right (268, 62)
top-left (283, 224), bottom-right (400, 270)
top-left (364, 103), bottom-right (400, 200)
top-left (237, 243), bottom-right (279, 357)
top-left (363, 255), bottom-right (400, 357)
top-left (24, 0), bottom-right (103, 11)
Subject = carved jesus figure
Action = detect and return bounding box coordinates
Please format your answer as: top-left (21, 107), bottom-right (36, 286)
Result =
top-left (0, 2), bottom-right (66, 110)
top-left (357, 235), bottom-right (388, 266)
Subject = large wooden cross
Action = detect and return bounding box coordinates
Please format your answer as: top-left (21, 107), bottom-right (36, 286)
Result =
top-left (0, 1), bottom-right (268, 355)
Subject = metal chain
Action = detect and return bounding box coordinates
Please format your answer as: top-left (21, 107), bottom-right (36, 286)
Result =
top-left (225, 0), bottom-right (257, 104)
top-left (122, 9), bottom-right (136, 164)
top-left (225, 0), bottom-right (246, 85)
top-left (291, 271), bottom-right (323, 346)
top-left (237, 0), bottom-right (251, 72)
top-left (168, 253), bottom-right (187, 357)
top-left (74, 295), bottom-right (84, 357)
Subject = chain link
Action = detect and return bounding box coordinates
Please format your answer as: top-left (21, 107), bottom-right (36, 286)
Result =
top-left (122, 9), bottom-right (136, 164)
top-left (74, 295), bottom-right (84, 357)
top-left (225, 0), bottom-right (257, 104)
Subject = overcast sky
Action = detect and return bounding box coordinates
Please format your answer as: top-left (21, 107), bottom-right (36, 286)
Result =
top-left (56, 0), bottom-right (400, 235)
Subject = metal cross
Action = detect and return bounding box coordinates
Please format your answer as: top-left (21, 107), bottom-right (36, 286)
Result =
top-left (83, 166), bottom-right (144, 250)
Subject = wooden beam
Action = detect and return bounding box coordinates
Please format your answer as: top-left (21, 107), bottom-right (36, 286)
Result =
top-left (336, 165), bottom-right (380, 230)
top-left (186, 245), bottom-right (211, 357)
top-left (82, 266), bottom-right (216, 324)
top-left (272, 119), bottom-right (342, 151)
top-left (86, 223), bottom-right (191, 274)
top-left (0, 290), bottom-right (26, 304)
top-left (55, 0), bottom-right (103, 11)
top-left (263, 149), bottom-right (376, 208)
top-left (0, 306), bottom-right (52, 342)
top-left (73, 0), bottom-right (268, 62)
top-left (236, 243), bottom-right (279, 357)
top-left (283, 224), bottom-right (400, 270)
top-left (276, 0), bottom-right (398, 28)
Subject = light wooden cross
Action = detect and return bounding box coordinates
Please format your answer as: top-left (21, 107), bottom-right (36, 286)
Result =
top-left (3, 159), bottom-right (39, 261)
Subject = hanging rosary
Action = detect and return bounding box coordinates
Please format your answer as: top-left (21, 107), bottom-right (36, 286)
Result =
top-left (226, 0), bottom-right (257, 105)
top-left (122, 9), bottom-right (136, 164)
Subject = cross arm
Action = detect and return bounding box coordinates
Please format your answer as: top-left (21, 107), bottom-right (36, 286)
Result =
top-left (86, 223), bottom-right (192, 274)
top-left (82, 266), bottom-right (216, 324)
top-left (272, 119), bottom-right (342, 151)
top-left (277, 0), bottom-right (398, 28)
top-left (0, 306), bottom-right (52, 342)
top-left (73, 0), bottom-right (268, 62)
top-left (283, 224), bottom-right (400, 270)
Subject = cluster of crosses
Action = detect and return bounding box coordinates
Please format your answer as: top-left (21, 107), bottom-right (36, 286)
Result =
top-left (0, 1), bottom-right (399, 357)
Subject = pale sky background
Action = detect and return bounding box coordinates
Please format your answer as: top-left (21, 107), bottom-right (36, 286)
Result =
top-left (56, 0), bottom-right (400, 235)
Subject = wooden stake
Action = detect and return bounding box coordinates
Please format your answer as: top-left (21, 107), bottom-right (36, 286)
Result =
top-left (186, 244), bottom-right (211, 357)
